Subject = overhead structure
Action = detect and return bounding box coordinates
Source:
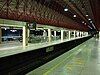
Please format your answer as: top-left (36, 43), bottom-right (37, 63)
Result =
top-left (0, 0), bottom-right (99, 31)
top-left (89, 0), bottom-right (100, 30)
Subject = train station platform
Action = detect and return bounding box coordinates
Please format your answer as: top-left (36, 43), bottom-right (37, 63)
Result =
top-left (0, 0), bottom-right (99, 75)
top-left (0, 36), bottom-right (91, 75)
top-left (27, 37), bottom-right (100, 75)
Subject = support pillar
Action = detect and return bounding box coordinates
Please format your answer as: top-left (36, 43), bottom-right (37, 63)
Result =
top-left (0, 26), bottom-right (2, 44)
top-left (43, 30), bottom-right (47, 37)
top-left (43, 30), bottom-right (47, 40)
top-left (61, 30), bottom-right (64, 41)
top-left (23, 26), bottom-right (28, 47)
top-left (48, 29), bottom-right (51, 42)
top-left (85, 32), bottom-right (88, 36)
top-left (77, 31), bottom-right (79, 37)
top-left (81, 32), bottom-right (84, 37)
top-left (87, 32), bottom-right (88, 36)
top-left (54, 31), bottom-right (57, 37)
top-left (68, 31), bottom-right (71, 40)
top-left (99, 32), bottom-right (100, 38)
top-left (27, 29), bottom-right (30, 38)
top-left (73, 30), bottom-right (76, 38)
top-left (83, 32), bottom-right (86, 36)
top-left (65, 31), bottom-right (67, 39)
top-left (80, 31), bottom-right (82, 37)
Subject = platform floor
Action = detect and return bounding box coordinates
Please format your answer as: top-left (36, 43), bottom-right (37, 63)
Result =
top-left (27, 37), bottom-right (100, 75)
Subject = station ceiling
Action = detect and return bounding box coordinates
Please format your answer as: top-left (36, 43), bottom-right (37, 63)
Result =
top-left (90, 0), bottom-right (100, 31)
top-left (0, 0), bottom-right (99, 31)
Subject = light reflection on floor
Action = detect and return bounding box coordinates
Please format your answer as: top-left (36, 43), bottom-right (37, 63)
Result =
top-left (27, 38), bottom-right (100, 75)
top-left (48, 38), bottom-right (100, 75)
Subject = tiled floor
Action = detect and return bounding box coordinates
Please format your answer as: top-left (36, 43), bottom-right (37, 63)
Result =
top-left (80, 38), bottom-right (100, 75)
top-left (27, 37), bottom-right (100, 75)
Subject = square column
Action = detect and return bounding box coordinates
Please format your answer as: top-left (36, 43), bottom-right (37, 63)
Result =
top-left (43, 30), bottom-right (47, 37)
top-left (81, 32), bottom-right (84, 37)
top-left (27, 28), bottom-right (30, 42)
top-left (27, 29), bottom-right (30, 38)
top-left (61, 30), bottom-right (64, 41)
top-left (83, 32), bottom-right (86, 36)
top-left (80, 32), bottom-right (82, 37)
top-left (85, 32), bottom-right (88, 36)
top-left (0, 26), bottom-right (2, 44)
top-left (48, 29), bottom-right (51, 42)
top-left (76, 31), bottom-right (79, 37)
top-left (87, 32), bottom-right (88, 36)
top-left (99, 32), bottom-right (100, 38)
top-left (54, 31), bottom-right (57, 37)
top-left (23, 26), bottom-right (28, 47)
top-left (43, 30), bottom-right (47, 40)
top-left (68, 31), bottom-right (71, 40)
top-left (73, 30), bottom-right (76, 38)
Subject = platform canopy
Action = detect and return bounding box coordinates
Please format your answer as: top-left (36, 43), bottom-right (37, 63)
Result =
top-left (0, 19), bottom-right (26, 27)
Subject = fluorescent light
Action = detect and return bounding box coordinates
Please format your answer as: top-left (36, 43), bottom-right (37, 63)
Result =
top-left (64, 8), bottom-right (68, 11)
top-left (92, 23), bottom-right (96, 29)
top-left (88, 26), bottom-right (92, 29)
top-left (91, 22), bottom-right (96, 29)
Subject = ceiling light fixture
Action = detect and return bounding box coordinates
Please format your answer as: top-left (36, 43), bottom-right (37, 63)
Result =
top-left (88, 18), bottom-right (91, 21)
top-left (84, 23), bottom-right (87, 25)
top-left (82, 21), bottom-right (84, 23)
top-left (86, 15), bottom-right (89, 17)
top-left (73, 15), bottom-right (76, 17)
top-left (90, 21), bottom-right (92, 23)
top-left (64, 8), bottom-right (68, 11)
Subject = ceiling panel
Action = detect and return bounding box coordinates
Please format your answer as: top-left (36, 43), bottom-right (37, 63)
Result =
top-left (1, 0), bottom-right (99, 31)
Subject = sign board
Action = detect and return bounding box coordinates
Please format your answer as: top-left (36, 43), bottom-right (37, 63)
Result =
top-left (46, 46), bottom-right (54, 52)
